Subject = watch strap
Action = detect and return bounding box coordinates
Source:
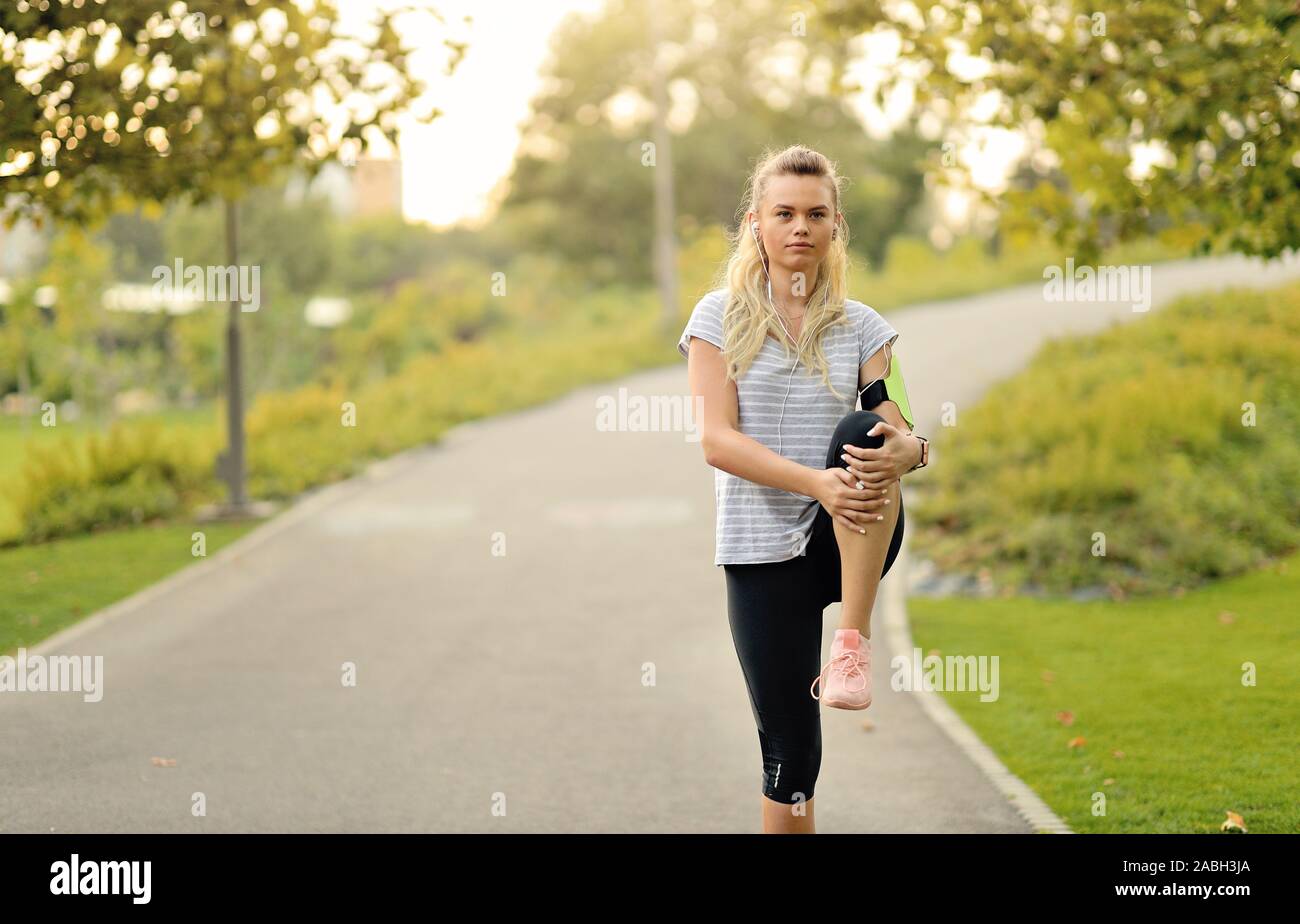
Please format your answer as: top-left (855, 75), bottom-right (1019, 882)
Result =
top-left (912, 435), bottom-right (929, 470)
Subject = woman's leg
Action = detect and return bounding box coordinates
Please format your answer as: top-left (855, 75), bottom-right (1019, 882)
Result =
top-left (822, 410), bottom-right (904, 640)
top-left (724, 555), bottom-right (825, 833)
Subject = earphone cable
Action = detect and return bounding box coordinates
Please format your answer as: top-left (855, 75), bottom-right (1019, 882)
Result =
top-left (753, 223), bottom-right (800, 457)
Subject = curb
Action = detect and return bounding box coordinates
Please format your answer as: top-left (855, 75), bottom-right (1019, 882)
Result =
top-left (881, 531), bottom-right (1075, 834)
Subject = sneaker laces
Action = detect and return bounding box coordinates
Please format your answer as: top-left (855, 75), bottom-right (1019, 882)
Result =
top-left (810, 647), bottom-right (869, 699)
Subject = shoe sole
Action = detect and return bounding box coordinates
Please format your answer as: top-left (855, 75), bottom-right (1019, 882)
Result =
top-left (822, 697), bottom-right (871, 710)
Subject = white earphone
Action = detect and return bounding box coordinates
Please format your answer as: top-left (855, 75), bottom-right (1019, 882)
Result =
top-left (751, 219), bottom-right (800, 456)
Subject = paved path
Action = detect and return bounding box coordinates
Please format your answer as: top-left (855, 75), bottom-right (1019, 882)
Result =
top-left (3, 253), bottom-right (1297, 833)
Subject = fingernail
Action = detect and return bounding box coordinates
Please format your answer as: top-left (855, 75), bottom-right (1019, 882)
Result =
top-left (841, 453), bottom-right (849, 461)
top-left (859, 528), bottom-right (865, 534)
top-left (884, 499), bottom-right (890, 504)
top-left (876, 515), bottom-right (883, 520)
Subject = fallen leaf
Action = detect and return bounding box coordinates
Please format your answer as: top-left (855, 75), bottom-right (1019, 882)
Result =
top-left (1220, 811), bottom-right (1247, 833)
top-left (1103, 778), bottom-right (1115, 785)
top-left (1112, 749), bottom-right (1125, 759)
top-left (860, 718), bottom-right (875, 731)
top-left (1218, 610), bottom-right (1235, 625)
top-left (1067, 736), bottom-right (1086, 748)
top-left (150, 757), bottom-right (176, 768)
top-left (1041, 670), bottom-right (1055, 684)
top-left (1056, 710), bottom-right (1075, 726)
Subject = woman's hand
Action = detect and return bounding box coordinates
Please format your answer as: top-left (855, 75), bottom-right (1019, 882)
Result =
top-left (810, 467), bottom-right (892, 533)
top-left (840, 421), bottom-right (919, 490)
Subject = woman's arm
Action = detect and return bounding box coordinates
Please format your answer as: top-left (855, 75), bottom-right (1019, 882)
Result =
top-left (857, 343), bottom-right (925, 477)
top-left (686, 336), bottom-right (821, 497)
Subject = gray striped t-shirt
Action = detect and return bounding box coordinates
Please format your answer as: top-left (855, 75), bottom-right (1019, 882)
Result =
top-left (677, 287), bottom-right (900, 565)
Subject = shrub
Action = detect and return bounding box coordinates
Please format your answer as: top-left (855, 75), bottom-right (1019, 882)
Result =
top-left (910, 282), bottom-right (1300, 595)
top-left (4, 420), bottom-right (216, 544)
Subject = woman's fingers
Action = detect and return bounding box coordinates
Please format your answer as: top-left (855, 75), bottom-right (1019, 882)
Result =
top-left (851, 480), bottom-right (887, 496)
top-left (845, 462), bottom-right (893, 486)
top-left (836, 503), bottom-right (886, 528)
top-left (831, 469), bottom-right (896, 527)
top-left (854, 464), bottom-right (893, 484)
top-left (838, 512), bottom-right (882, 531)
top-left (842, 483), bottom-right (883, 506)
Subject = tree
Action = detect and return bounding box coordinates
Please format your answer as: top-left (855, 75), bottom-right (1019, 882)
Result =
top-left (497, 0), bottom-right (933, 287)
top-left (1, 0), bottom-right (466, 513)
top-left (821, 0), bottom-right (1300, 261)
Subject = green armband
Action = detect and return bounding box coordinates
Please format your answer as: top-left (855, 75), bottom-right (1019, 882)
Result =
top-left (859, 352), bottom-right (915, 430)
top-left (882, 352), bottom-right (914, 430)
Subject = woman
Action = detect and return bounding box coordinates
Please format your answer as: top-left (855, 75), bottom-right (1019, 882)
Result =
top-left (677, 145), bottom-right (929, 834)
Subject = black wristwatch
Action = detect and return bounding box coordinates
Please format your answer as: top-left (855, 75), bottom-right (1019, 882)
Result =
top-left (908, 435), bottom-right (929, 472)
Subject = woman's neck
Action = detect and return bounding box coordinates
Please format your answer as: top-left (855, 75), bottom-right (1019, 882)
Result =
top-left (766, 264), bottom-right (813, 314)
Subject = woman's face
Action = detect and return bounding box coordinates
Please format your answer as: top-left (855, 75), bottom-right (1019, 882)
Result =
top-left (749, 174), bottom-right (839, 278)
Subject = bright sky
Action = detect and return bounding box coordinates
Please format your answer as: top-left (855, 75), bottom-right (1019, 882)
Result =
top-left (343, 0), bottom-right (1024, 232)
top-left (341, 0), bottom-right (604, 229)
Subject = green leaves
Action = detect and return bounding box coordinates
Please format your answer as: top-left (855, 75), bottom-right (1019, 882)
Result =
top-left (824, 0), bottom-right (1300, 261)
top-left (1, 1), bottom-right (460, 225)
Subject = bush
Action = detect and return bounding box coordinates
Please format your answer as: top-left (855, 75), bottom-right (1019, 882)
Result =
top-left (909, 281), bottom-right (1300, 595)
top-left (3, 420), bottom-right (217, 544)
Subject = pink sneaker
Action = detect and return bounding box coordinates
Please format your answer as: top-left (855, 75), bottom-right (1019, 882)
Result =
top-left (810, 629), bottom-right (872, 710)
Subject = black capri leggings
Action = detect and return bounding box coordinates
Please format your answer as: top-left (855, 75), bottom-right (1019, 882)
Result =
top-left (722, 410), bottom-right (905, 805)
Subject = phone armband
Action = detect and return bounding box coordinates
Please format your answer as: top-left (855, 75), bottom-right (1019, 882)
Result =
top-left (858, 350), bottom-right (915, 430)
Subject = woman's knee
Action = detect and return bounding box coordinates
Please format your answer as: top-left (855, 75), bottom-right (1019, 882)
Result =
top-left (827, 410), bottom-right (886, 467)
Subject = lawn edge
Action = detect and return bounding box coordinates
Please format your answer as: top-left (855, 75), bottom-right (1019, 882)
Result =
top-left (885, 532), bottom-right (1076, 834)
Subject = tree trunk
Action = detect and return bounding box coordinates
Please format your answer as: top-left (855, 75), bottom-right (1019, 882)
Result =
top-left (221, 196), bottom-right (249, 508)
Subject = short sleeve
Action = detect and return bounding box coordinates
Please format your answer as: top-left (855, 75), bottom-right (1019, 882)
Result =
top-left (677, 290), bottom-right (726, 359)
top-left (856, 302), bottom-right (899, 369)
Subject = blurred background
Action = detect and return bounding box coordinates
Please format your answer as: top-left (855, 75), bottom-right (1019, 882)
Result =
top-left (1, 0), bottom-right (1296, 834)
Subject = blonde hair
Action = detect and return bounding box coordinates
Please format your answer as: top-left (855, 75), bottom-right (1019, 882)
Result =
top-left (710, 144), bottom-right (854, 400)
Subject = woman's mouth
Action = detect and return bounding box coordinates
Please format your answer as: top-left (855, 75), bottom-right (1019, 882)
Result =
top-left (787, 242), bottom-right (813, 249)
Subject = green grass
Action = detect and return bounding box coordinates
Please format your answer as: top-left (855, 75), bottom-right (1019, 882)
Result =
top-left (908, 548), bottom-right (1300, 833)
top-left (0, 517), bottom-right (263, 656)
